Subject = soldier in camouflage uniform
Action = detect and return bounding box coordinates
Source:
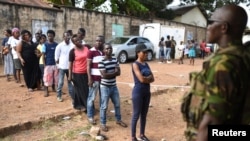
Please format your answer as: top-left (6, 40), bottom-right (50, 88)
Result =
top-left (181, 4), bottom-right (250, 141)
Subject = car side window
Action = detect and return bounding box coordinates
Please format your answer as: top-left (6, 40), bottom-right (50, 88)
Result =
top-left (138, 38), bottom-right (147, 44)
top-left (129, 38), bottom-right (137, 45)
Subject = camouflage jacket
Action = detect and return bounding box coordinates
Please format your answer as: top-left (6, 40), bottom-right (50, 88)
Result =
top-left (181, 41), bottom-right (250, 141)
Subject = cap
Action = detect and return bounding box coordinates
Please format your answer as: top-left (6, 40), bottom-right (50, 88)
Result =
top-left (135, 43), bottom-right (149, 52)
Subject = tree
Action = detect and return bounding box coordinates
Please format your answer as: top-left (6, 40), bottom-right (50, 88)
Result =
top-left (138, 0), bottom-right (174, 19)
top-left (46, 0), bottom-right (82, 7)
top-left (180, 0), bottom-right (250, 14)
top-left (84, 0), bottom-right (149, 17)
top-left (46, 0), bottom-right (175, 19)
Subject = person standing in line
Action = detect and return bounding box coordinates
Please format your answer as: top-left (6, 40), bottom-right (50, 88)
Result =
top-left (67, 29), bottom-right (73, 44)
top-left (34, 32), bottom-right (41, 44)
top-left (184, 40), bottom-right (190, 59)
top-left (32, 29), bottom-right (42, 43)
top-left (98, 43), bottom-right (127, 132)
top-left (199, 39), bottom-right (206, 59)
top-left (86, 35), bottom-right (105, 124)
top-left (7, 33), bottom-right (17, 82)
top-left (42, 29), bottom-right (58, 97)
top-left (1, 29), bottom-right (14, 81)
top-left (77, 28), bottom-right (86, 44)
top-left (165, 35), bottom-right (172, 63)
top-left (158, 37), bottom-right (165, 63)
top-left (177, 41), bottom-right (185, 64)
top-left (131, 43), bottom-right (154, 141)
top-left (68, 34), bottom-right (89, 111)
top-left (16, 30), bottom-right (41, 92)
top-left (170, 36), bottom-right (176, 62)
top-left (181, 4), bottom-right (250, 141)
top-left (10, 28), bottom-right (23, 87)
top-left (37, 34), bottom-right (47, 88)
top-left (55, 31), bottom-right (74, 102)
top-left (188, 40), bottom-right (196, 65)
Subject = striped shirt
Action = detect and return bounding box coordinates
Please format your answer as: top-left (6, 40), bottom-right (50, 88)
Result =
top-left (87, 47), bottom-right (104, 81)
top-left (98, 57), bottom-right (119, 86)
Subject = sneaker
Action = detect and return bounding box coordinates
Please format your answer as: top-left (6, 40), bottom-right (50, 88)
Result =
top-left (140, 135), bottom-right (150, 141)
top-left (132, 137), bottom-right (138, 141)
top-left (100, 124), bottom-right (108, 132)
top-left (57, 97), bottom-right (63, 102)
top-left (28, 88), bottom-right (33, 92)
top-left (88, 118), bottom-right (96, 125)
top-left (116, 120), bottom-right (127, 127)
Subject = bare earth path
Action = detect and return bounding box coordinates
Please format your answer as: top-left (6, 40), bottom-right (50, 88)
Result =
top-left (0, 58), bottom-right (203, 141)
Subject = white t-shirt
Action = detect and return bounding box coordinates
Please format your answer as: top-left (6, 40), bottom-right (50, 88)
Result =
top-left (10, 37), bottom-right (20, 59)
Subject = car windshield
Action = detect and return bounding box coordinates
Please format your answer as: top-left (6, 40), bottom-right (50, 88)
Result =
top-left (109, 37), bottom-right (129, 44)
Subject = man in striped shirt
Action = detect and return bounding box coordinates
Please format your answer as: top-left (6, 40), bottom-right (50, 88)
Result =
top-left (98, 43), bottom-right (127, 132)
top-left (87, 35), bottom-right (104, 124)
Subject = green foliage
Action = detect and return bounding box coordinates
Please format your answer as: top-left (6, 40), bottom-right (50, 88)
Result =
top-left (84, 0), bottom-right (148, 16)
top-left (155, 9), bottom-right (176, 20)
top-left (180, 0), bottom-right (250, 14)
top-left (47, 0), bottom-right (73, 6)
top-left (138, 0), bottom-right (174, 18)
top-left (47, 0), bottom-right (250, 20)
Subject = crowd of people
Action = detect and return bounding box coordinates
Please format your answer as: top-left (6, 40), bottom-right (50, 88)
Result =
top-left (1, 4), bottom-right (249, 141)
top-left (158, 35), bottom-right (217, 66)
top-left (1, 26), bottom-right (155, 140)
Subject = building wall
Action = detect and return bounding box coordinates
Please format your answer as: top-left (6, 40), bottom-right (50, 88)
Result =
top-left (0, 2), bottom-right (206, 47)
top-left (180, 7), bottom-right (207, 27)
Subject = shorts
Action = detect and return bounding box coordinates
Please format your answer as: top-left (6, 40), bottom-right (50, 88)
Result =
top-left (43, 65), bottom-right (59, 87)
top-left (14, 59), bottom-right (22, 69)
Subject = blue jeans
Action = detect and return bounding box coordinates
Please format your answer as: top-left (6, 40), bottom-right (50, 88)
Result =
top-left (159, 48), bottom-right (164, 58)
top-left (165, 47), bottom-right (171, 60)
top-left (100, 85), bottom-right (121, 125)
top-left (87, 81), bottom-right (100, 118)
top-left (131, 86), bottom-right (151, 137)
top-left (57, 69), bottom-right (73, 98)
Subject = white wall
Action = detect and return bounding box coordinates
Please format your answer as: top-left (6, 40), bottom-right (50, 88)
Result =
top-left (174, 7), bottom-right (207, 27)
top-left (140, 23), bottom-right (185, 59)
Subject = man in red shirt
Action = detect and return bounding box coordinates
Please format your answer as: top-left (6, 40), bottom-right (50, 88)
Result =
top-left (200, 39), bottom-right (206, 59)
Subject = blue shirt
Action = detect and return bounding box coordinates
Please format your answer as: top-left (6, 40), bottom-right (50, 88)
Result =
top-left (42, 42), bottom-right (58, 65)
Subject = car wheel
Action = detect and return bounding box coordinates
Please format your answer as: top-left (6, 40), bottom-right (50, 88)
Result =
top-left (147, 51), bottom-right (153, 61)
top-left (118, 51), bottom-right (127, 63)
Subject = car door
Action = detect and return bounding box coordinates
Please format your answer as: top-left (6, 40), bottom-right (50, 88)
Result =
top-left (126, 37), bottom-right (137, 59)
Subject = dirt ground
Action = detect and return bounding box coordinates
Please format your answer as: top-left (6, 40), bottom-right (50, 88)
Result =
top-left (0, 58), bottom-right (203, 141)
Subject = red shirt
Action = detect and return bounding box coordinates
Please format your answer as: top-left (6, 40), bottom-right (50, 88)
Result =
top-left (69, 47), bottom-right (89, 73)
top-left (200, 42), bottom-right (206, 51)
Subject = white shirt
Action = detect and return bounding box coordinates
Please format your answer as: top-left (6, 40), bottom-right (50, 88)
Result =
top-left (178, 44), bottom-right (185, 51)
top-left (9, 37), bottom-right (20, 59)
top-left (54, 41), bottom-right (74, 69)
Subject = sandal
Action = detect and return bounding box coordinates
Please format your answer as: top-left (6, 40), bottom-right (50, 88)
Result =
top-left (100, 124), bottom-right (108, 132)
top-left (116, 120), bottom-right (127, 127)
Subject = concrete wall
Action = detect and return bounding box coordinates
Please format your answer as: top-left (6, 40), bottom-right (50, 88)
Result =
top-left (0, 2), bottom-right (206, 47)
top-left (173, 7), bottom-right (207, 28)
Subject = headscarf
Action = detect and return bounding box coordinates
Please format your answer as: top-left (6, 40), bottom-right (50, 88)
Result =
top-left (12, 27), bottom-right (20, 34)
